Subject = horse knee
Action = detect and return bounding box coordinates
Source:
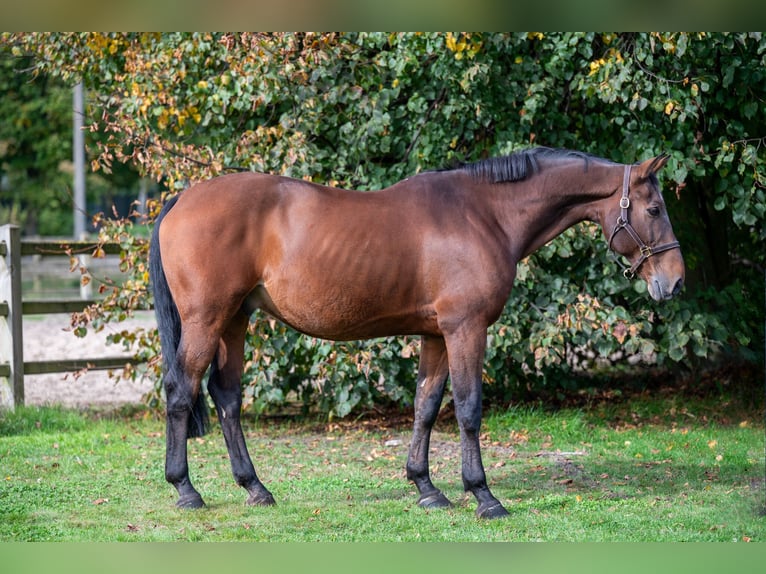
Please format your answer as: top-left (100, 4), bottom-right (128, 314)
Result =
top-left (456, 407), bottom-right (482, 437)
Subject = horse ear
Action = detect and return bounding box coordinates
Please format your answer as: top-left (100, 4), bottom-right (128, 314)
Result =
top-left (637, 153), bottom-right (670, 179)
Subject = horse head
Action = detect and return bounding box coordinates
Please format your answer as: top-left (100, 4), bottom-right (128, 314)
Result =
top-left (605, 154), bottom-right (685, 302)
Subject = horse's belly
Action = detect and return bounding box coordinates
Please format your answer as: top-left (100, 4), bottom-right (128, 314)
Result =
top-left (244, 283), bottom-right (436, 341)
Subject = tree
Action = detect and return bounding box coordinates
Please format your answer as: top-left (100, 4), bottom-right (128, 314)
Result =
top-left (0, 47), bottom-right (75, 235)
top-left (3, 32), bottom-right (763, 415)
top-left (0, 43), bottom-right (144, 236)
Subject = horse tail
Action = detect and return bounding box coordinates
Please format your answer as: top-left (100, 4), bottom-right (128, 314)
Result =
top-left (149, 194), bottom-right (209, 438)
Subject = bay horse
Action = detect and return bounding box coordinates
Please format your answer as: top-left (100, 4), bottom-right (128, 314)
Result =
top-left (149, 147), bottom-right (684, 519)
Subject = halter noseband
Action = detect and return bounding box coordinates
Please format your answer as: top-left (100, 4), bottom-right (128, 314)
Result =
top-left (607, 164), bottom-right (681, 279)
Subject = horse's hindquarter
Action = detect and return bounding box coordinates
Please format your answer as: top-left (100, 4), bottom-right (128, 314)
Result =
top-left (161, 172), bottom-right (515, 341)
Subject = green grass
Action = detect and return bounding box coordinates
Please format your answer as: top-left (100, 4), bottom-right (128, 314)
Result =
top-left (1, 392), bottom-right (763, 542)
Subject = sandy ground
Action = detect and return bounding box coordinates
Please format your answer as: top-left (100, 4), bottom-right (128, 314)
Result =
top-left (22, 312), bottom-right (156, 408)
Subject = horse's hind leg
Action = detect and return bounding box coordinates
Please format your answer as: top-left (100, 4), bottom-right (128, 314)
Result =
top-left (165, 387), bottom-right (205, 508)
top-left (164, 326), bottom-right (219, 509)
top-left (207, 311), bottom-right (275, 506)
top-left (406, 335), bottom-right (452, 509)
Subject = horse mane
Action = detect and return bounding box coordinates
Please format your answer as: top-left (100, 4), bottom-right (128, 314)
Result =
top-left (456, 147), bottom-right (601, 184)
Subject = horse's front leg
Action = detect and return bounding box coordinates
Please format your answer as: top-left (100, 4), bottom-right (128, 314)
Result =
top-left (207, 312), bottom-right (275, 507)
top-left (406, 335), bottom-right (452, 509)
top-left (444, 324), bottom-right (509, 519)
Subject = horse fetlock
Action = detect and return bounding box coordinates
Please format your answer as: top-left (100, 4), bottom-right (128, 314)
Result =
top-left (405, 460), bottom-right (428, 482)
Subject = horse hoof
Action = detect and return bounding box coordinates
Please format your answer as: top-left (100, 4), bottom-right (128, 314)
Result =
top-left (176, 494), bottom-right (205, 509)
top-left (476, 501), bottom-right (510, 519)
top-left (247, 491), bottom-right (276, 507)
top-left (417, 492), bottom-right (453, 509)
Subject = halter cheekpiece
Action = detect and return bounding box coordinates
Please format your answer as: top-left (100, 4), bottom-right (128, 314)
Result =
top-left (607, 164), bottom-right (681, 279)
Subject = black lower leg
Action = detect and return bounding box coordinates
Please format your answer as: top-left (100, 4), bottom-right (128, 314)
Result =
top-left (448, 329), bottom-right (509, 519)
top-left (165, 408), bottom-right (204, 508)
top-left (456, 406), bottom-right (509, 519)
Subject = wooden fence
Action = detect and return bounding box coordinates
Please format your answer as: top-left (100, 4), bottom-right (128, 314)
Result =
top-left (0, 224), bottom-right (145, 409)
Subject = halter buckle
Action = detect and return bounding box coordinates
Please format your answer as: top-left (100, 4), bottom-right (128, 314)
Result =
top-left (623, 268), bottom-right (635, 279)
top-left (619, 197), bottom-right (630, 210)
top-left (640, 245), bottom-right (654, 257)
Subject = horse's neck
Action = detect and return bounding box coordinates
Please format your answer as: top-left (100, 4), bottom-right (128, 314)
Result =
top-left (505, 164), bottom-right (617, 260)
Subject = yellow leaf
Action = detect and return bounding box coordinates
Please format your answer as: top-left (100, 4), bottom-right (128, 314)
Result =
top-left (445, 33), bottom-right (457, 52)
top-left (664, 101), bottom-right (675, 115)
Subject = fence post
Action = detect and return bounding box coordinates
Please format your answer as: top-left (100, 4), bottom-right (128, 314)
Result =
top-left (0, 224), bottom-right (24, 409)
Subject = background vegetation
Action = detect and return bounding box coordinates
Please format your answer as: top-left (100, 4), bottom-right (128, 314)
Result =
top-left (1, 33), bottom-right (764, 417)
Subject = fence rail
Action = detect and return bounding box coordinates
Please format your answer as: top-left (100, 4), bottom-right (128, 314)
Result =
top-left (1, 224), bottom-right (145, 409)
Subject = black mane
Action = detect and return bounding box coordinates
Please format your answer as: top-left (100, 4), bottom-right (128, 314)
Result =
top-left (457, 147), bottom-right (601, 183)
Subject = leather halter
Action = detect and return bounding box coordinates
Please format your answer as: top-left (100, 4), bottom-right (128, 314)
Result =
top-left (607, 165), bottom-right (681, 279)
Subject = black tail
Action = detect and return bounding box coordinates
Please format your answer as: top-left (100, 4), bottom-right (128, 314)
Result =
top-left (149, 195), bottom-right (209, 438)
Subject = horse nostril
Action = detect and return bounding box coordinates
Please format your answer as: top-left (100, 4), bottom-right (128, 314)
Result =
top-left (672, 278), bottom-right (684, 297)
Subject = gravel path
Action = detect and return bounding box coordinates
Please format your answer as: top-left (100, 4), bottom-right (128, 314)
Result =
top-left (22, 312), bottom-right (156, 408)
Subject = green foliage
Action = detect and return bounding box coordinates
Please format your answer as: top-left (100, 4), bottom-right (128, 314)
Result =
top-left (0, 47), bottom-right (74, 235)
top-left (241, 320), bottom-right (417, 418)
top-left (0, 42), bottom-right (143, 235)
top-left (2, 33), bottom-right (764, 416)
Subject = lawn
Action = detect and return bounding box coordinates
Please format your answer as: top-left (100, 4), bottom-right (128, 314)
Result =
top-left (1, 385), bottom-right (763, 542)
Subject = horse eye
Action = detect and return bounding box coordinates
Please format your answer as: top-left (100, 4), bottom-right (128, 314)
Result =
top-left (647, 206), bottom-right (661, 218)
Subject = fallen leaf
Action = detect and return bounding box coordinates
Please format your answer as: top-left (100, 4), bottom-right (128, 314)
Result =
top-left (92, 498), bottom-right (108, 505)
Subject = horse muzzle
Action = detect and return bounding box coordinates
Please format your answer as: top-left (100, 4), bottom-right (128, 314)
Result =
top-left (647, 273), bottom-right (684, 302)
